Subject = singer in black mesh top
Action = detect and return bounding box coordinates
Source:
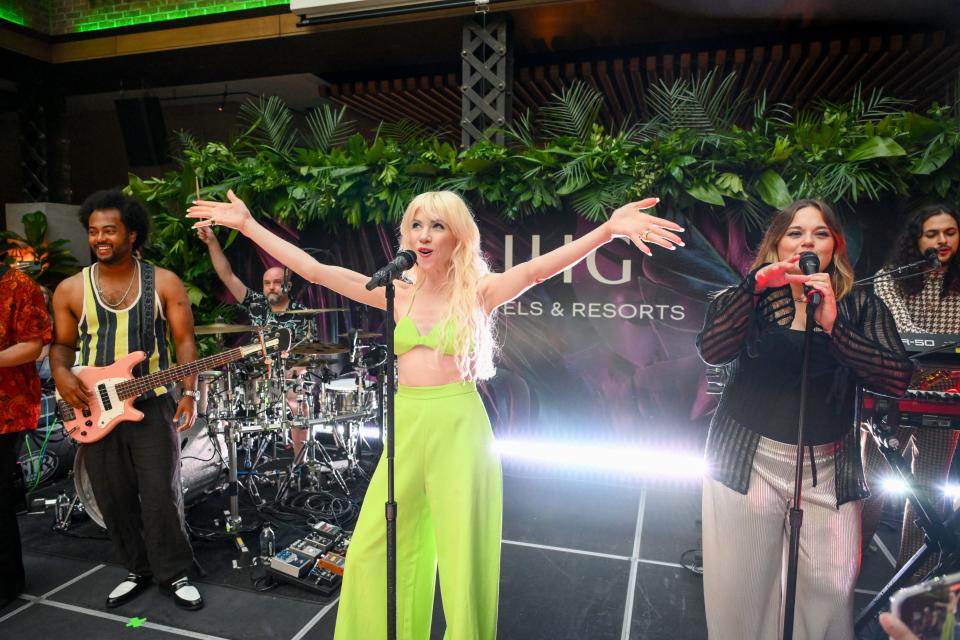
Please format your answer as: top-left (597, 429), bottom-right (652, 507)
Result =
top-left (863, 203), bottom-right (960, 575)
top-left (696, 199), bottom-right (913, 640)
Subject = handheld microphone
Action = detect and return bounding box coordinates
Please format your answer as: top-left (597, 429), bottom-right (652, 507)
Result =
top-left (924, 246), bottom-right (941, 269)
top-left (798, 251), bottom-right (822, 306)
top-left (365, 250), bottom-right (417, 290)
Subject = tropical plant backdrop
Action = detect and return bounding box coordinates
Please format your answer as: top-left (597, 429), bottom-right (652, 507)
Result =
top-left (111, 71), bottom-right (960, 439)
top-left (127, 71), bottom-right (960, 322)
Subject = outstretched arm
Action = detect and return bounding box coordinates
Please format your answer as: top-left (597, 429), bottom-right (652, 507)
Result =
top-left (188, 191), bottom-right (386, 309)
top-left (480, 198), bottom-right (683, 312)
top-left (197, 226), bottom-right (247, 302)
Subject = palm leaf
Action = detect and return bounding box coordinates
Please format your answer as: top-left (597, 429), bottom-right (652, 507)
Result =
top-left (376, 120), bottom-right (435, 145)
top-left (503, 109), bottom-right (537, 147)
top-left (305, 103), bottom-right (356, 152)
top-left (618, 112), bottom-right (657, 143)
top-left (568, 176), bottom-right (635, 221)
top-left (646, 69), bottom-right (743, 133)
top-left (173, 129), bottom-right (200, 154)
top-left (238, 96), bottom-right (298, 155)
top-left (646, 78), bottom-right (697, 131)
top-left (688, 68), bottom-right (744, 131)
top-left (850, 84), bottom-right (912, 123)
top-left (538, 81), bottom-right (605, 142)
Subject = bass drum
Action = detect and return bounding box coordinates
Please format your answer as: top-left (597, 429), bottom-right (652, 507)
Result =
top-left (74, 418), bottom-right (225, 528)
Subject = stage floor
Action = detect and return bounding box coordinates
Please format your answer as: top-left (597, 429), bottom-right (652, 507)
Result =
top-left (2, 464), bottom-right (905, 639)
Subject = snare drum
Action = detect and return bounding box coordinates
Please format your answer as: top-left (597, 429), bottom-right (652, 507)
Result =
top-left (322, 374), bottom-right (377, 418)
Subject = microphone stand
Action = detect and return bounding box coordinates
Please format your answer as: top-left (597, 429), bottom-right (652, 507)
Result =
top-left (383, 280), bottom-right (398, 640)
top-left (363, 251), bottom-right (414, 640)
top-left (853, 261), bottom-right (937, 287)
top-left (782, 293), bottom-right (819, 640)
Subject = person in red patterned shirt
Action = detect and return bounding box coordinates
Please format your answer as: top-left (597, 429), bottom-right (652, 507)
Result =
top-left (0, 264), bottom-right (52, 606)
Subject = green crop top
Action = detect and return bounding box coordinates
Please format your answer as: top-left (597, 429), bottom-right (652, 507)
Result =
top-left (394, 290), bottom-right (459, 356)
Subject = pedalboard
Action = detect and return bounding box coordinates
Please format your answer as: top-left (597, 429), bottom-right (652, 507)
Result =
top-left (264, 521), bottom-right (351, 596)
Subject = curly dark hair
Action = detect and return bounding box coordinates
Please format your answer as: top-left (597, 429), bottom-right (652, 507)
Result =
top-left (885, 203), bottom-right (960, 299)
top-left (77, 189), bottom-right (151, 252)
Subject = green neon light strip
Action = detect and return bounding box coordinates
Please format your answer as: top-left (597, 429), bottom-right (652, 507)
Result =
top-left (0, 7), bottom-right (28, 27)
top-left (73, 0), bottom-right (288, 34)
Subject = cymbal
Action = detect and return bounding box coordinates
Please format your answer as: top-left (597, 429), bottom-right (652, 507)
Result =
top-left (277, 308), bottom-right (347, 316)
top-left (194, 322), bottom-right (254, 335)
top-left (291, 341), bottom-right (349, 356)
top-left (338, 331), bottom-right (383, 339)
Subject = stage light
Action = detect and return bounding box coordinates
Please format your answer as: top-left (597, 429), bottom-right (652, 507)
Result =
top-left (880, 477), bottom-right (910, 495)
top-left (492, 438), bottom-right (706, 480)
top-left (943, 484), bottom-right (960, 499)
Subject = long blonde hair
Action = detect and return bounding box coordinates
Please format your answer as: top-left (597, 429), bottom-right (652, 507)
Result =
top-left (750, 199), bottom-right (855, 300)
top-left (398, 191), bottom-right (497, 380)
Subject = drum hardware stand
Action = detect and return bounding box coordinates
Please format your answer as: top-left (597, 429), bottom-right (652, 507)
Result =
top-left (223, 419), bottom-right (244, 533)
top-left (220, 362), bottom-right (245, 534)
top-left (222, 348), bottom-right (281, 533)
top-left (853, 393), bottom-right (960, 631)
top-left (334, 419), bottom-right (371, 481)
top-left (277, 427), bottom-right (351, 498)
top-left (48, 491), bottom-right (86, 531)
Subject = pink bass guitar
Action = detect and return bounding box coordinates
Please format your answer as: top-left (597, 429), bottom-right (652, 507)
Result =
top-left (57, 329), bottom-right (291, 444)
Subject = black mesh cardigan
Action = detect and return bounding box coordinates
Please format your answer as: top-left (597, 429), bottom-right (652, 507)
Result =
top-left (696, 268), bottom-right (915, 507)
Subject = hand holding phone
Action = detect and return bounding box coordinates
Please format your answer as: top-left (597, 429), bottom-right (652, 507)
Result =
top-left (880, 612), bottom-right (920, 640)
top-left (888, 571), bottom-right (960, 640)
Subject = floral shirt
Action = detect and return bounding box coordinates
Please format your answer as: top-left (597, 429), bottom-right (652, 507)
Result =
top-left (240, 288), bottom-right (312, 345)
top-left (0, 268), bottom-right (53, 434)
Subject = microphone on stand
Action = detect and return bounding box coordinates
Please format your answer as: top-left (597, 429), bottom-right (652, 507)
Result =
top-left (365, 250), bottom-right (417, 290)
top-left (798, 252), bottom-right (822, 306)
top-left (854, 247), bottom-right (943, 287)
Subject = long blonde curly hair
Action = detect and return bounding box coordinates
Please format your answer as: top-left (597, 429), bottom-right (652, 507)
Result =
top-left (398, 191), bottom-right (497, 380)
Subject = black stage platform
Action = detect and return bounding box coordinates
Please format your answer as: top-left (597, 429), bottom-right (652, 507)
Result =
top-left (1, 460), bottom-right (909, 639)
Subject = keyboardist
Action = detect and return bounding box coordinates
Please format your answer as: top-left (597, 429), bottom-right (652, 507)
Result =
top-left (864, 203), bottom-right (960, 575)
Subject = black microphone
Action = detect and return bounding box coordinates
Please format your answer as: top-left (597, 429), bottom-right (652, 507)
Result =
top-left (365, 250), bottom-right (417, 290)
top-left (798, 251), bottom-right (822, 305)
top-left (924, 246), bottom-right (941, 269)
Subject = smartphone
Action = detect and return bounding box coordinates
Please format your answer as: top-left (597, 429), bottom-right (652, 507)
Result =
top-left (889, 571), bottom-right (960, 639)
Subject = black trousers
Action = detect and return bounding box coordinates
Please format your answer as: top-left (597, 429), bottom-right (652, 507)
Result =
top-left (0, 431), bottom-right (25, 599)
top-left (83, 395), bottom-right (194, 585)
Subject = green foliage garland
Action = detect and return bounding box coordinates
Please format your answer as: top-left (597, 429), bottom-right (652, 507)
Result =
top-left (127, 71), bottom-right (960, 319)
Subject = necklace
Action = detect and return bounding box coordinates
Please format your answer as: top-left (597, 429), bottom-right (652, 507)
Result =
top-left (95, 259), bottom-right (139, 309)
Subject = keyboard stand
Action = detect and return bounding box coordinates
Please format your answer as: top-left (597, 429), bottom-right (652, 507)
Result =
top-left (854, 389), bottom-right (960, 632)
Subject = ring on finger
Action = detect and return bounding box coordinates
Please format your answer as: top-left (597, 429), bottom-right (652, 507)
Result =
top-left (641, 229), bottom-right (652, 241)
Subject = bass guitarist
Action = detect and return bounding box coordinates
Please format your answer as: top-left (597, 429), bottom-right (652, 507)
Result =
top-left (51, 189), bottom-right (204, 611)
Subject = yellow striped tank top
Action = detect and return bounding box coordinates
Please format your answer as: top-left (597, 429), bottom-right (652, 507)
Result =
top-left (78, 261), bottom-right (170, 398)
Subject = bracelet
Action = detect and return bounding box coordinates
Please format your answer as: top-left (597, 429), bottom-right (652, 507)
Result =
top-left (182, 389), bottom-right (198, 399)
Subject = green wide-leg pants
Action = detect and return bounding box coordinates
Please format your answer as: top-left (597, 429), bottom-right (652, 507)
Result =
top-left (334, 382), bottom-right (503, 640)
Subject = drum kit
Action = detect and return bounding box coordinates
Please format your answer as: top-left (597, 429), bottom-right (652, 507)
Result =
top-left (62, 308), bottom-right (386, 536)
top-left (192, 309), bottom-right (385, 531)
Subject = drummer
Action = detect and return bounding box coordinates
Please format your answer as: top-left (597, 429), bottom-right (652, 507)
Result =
top-left (197, 227), bottom-right (317, 458)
